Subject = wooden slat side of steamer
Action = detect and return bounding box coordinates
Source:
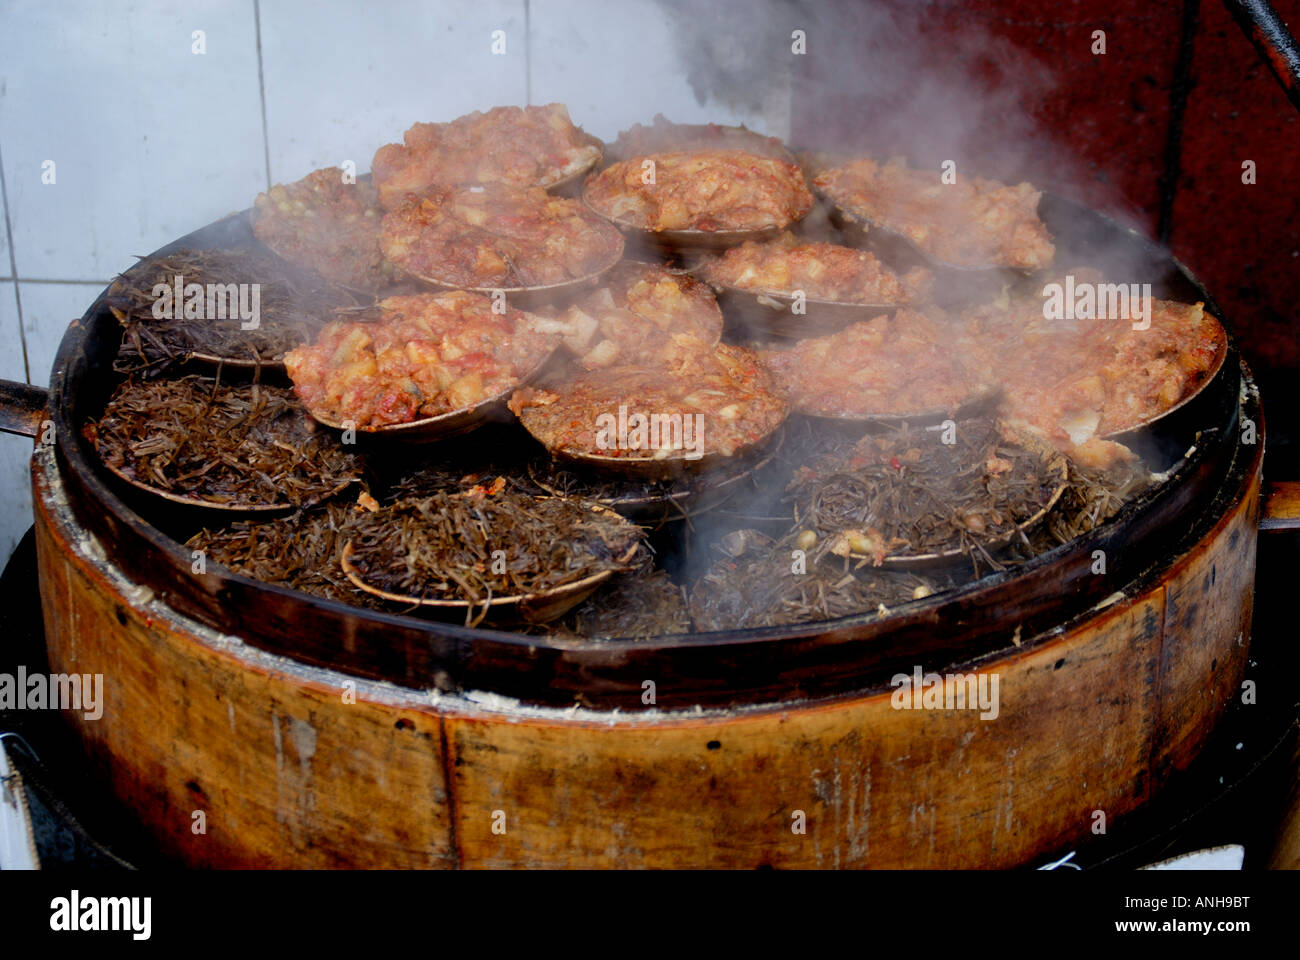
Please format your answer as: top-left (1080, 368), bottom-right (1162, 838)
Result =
top-left (32, 409), bottom-right (1261, 867)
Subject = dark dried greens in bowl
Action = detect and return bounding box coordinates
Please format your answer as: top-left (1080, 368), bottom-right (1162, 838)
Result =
top-left (83, 375), bottom-right (360, 510)
top-left (341, 491), bottom-right (643, 623)
top-left (187, 500), bottom-right (393, 611)
top-left (546, 565), bottom-right (693, 641)
top-left (784, 418), bottom-right (1068, 565)
top-left (107, 247), bottom-right (365, 371)
top-left (689, 527), bottom-right (941, 631)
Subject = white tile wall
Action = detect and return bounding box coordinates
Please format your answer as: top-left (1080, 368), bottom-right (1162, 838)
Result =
top-left (0, 434), bottom-right (33, 564)
top-left (0, 283), bottom-right (33, 565)
top-left (0, 0), bottom-right (794, 569)
top-left (260, 0), bottom-right (529, 183)
top-left (0, 285), bottom-right (24, 383)
top-left (0, 184), bottom-right (11, 274)
top-left (0, 1), bottom-right (266, 281)
top-left (19, 282), bottom-right (102, 387)
top-left (529, 0), bottom-right (785, 142)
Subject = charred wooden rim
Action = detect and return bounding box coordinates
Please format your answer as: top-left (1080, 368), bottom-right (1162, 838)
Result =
top-left (46, 195), bottom-right (1258, 710)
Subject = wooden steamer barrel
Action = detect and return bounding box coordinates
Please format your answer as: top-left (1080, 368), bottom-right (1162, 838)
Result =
top-left (22, 198), bottom-right (1267, 868)
top-left (32, 388), bottom-right (1263, 869)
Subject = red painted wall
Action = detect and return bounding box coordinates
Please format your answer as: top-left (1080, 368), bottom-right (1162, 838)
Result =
top-left (791, 0), bottom-right (1300, 471)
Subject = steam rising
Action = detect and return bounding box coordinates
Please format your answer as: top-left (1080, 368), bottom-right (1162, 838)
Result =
top-left (656, 0), bottom-right (1147, 231)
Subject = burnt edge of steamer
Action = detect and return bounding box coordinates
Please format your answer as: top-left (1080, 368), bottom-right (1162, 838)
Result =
top-left (45, 201), bottom-right (1255, 710)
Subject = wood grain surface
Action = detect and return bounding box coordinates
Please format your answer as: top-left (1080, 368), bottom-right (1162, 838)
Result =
top-left (31, 428), bottom-right (1262, 867)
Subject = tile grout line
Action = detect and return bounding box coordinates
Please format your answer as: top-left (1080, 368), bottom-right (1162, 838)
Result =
top-left (0, 136), bottom-right (33, 384)
top-left (253, 0), bottom-right (272, 191)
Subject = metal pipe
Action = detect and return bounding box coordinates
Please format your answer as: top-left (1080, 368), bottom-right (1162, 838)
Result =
top-left (0, 380), bottom-right (47, 439)
top-left (1224, 0), bottom-right (1300, 112)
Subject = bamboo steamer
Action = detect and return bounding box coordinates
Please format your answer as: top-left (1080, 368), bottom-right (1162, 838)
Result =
top-left (32, 397), bottom-right (1261, 867)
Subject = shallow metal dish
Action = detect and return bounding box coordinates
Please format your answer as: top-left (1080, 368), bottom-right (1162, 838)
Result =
top-left (527, 427), bottom-right (784, 523)
top-left (96, 466), bottom-right (356, 515)
top-left (338, 499), bottom-right (640, 624)
top-left (304, 343), bottom-right (561, 443)
top-left (708, 284), bottom-right (901, 338)
top-left (402, 253), bottom-right (624, 309)
top-left (1099, 313), bottom-right (1229, 440)
top-left (543, 130), bottom-right (605, 197)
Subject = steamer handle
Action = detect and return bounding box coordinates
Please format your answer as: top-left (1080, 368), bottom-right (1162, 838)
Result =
top-left (0, 379), bottom-right (48, 440)
top-left (1260, 481), bottom-right (1300, 532)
